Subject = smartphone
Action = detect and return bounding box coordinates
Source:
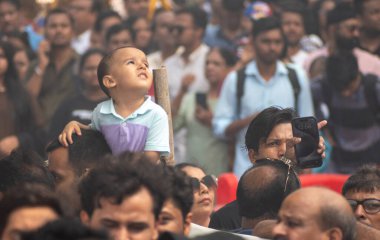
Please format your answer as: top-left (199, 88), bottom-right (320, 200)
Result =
top-left (291, 117), bottom-right (322, 169)
top-left (196, 92), bottom-right (208, 109)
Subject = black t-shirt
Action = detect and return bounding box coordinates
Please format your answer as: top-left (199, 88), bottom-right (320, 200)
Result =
top-left (209, 200), bottom-right (241, 231)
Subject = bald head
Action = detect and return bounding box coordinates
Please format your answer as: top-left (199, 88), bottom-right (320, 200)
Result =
top-left (274, 187), bottom-right (356, 240)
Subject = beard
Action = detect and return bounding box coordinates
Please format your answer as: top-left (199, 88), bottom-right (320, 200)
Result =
top-left (335, 35), bottom-right (359, 51)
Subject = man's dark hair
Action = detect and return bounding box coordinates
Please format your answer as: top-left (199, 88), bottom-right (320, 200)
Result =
top-left (236, 159), bottom-right (300, 220)
top-left (90, 0), bottom-right (109, 14)
top-left (79, 153), bottom-right (168, 219)
top-left (326, 52), bottom-right (359, 92)
top-left (175, 162), bottom-right (206, 174)
top-left (0, 0), bottom-right (20, 10)
top-left (0, 183), bottom-right (62, 237)
top-left (21, 217), bottom-right (109, 240)
top-left (45, 8), bottom-right (75, 27)
top-left (280, 3), bottom-right (305, 25)
top-left (252, 16), bottom-right (284, 39)
top-left (175, 7), bottom-right (208, 31)
top-left (0, 150), bottom-right (55, 193)
top-left (221, 0), bottom-right (244, 12)
top-left (46, 129), bottom-right (112, 177)
top-left (245, 107), bottom-right (297, 152)
top-left (342, 165), bottom-right (380, 195)
top-left (319, 205), bottom-right (356, 240)
top-left (105, 23), bottom-right (131, 45)
top-left (163, 166), bottom-right (194, 221)
top-left (93, 10), bottom-right (122, 32)
top-left (326, 2), bottom-right (356, 26)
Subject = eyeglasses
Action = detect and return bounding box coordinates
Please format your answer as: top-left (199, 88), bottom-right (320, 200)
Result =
top-left (190, 175), bottom-right (218, 191)
top-left (168, 25), bottom-right (191, 34)
top-left (347, 199), bottom-right (380, 214)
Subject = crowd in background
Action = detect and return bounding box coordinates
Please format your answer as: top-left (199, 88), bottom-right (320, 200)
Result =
top-left (0, 0), bottom-right (380, 239)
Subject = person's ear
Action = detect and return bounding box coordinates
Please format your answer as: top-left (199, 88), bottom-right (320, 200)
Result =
top-left (248, 149), bottom-right (256, 164)
top-left (183, 212), bottom-right (193, 236)
top-left (103, 75), bottom-right (116, 89)
top-left (80, 210), bottom-right (90, 225)
top-left (325, 227), bottom-right (343, 240)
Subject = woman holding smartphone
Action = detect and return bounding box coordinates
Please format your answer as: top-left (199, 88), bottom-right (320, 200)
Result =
top-left (173, 48), bottom-right (237, 176)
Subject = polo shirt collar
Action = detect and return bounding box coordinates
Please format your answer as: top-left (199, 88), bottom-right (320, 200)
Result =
top-left (99, 96), bottom-right (154, 119)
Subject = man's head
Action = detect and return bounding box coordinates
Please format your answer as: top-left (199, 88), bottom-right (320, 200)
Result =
top-left (79, 153), bottom-right (168, 240)
top-left (123, 0), bottom-right (149, 18)
top-left (281, 5), bottom-right (305, 48)
top-left (0, 184), bottom-right (62, 240)
top-left (44, 8), bottom-right (75, 49)
top-left (342, 165), bottom-right (380, 230)
top-left (237, 159), bottom-right (300, 228)
top-left (245, 107), bottom-right (297, 164)
top-left (158, 166), bottom-right (193, 236)
top-left (273, 187), bottom-right (356, 240)
top-left (354, 0), bottom-right (380, 35)
top-left (252, 16), bottom-right (285, 65)
top-left (97, 46), bottom-right (152, 98)
top-left (170, 7), bottom-right (208, 49)
top-left (220, 0), bottom-right (244, 31)
top-left (327, 2), bottom-right (360, 52)
top-left (0, 0), bottom-right (21, 33)
top-left (151, 9), bottom-right (176, 49)
top-left (67, 0), bottom-right (104, 35)
top-left (105, 23), bottom-right (133, 52)
top-left (326, 52), bottom-right (360, 97)
top-left (93, 10), bottom-right (122, 46)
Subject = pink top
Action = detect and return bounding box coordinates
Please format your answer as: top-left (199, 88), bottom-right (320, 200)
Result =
top-left (304, 47), bottom-right (380, 77)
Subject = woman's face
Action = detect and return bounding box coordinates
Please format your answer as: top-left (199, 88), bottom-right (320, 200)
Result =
top-left (13, 50), bottom-right (29, 80)
top-left (205, 49), bottom-right (230, 85)
top-left (80, 53), bottom-right (103, 90)
top-left (133, 18), bottom-right (152, 50)
top-left (0, 48), bottom-right (9, 77)
top-left (181, 166), bottom-right (215, 220)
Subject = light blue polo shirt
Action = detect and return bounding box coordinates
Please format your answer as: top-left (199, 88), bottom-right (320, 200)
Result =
top-left (90, 96), bottom-right (170, 155)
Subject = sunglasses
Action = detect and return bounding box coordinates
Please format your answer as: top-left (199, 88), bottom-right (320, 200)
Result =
top-left (190, 175), bottom-right (218, 191)
top-left (347, 199), bottom-right (380, 214)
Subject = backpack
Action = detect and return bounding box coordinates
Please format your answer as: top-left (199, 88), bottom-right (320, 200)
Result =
top-left (320, 74), bottom-right (380, 124)
top-left (236, 65), bottom-right (300, 117)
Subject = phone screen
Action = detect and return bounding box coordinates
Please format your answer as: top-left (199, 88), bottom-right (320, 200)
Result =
top-left (291, 117), bottom-right (322, 168)
top-left (195, 93), bottom-right (208, 109)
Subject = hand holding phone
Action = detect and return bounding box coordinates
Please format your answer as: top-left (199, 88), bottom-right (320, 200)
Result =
top-left (195, 92), bottom-right (208, 110)
top-left (291, 117), bottom-right (322, 169)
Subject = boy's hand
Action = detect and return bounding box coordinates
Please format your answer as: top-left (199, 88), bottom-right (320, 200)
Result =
top-left (58, 121), bottom-right (87, 147)
top-left (195, 105), bottom-right (213, 127)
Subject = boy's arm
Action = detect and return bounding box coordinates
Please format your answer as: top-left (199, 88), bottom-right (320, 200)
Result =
top-left (58, 121), bottom-right (90, 147)
top-left (144, 151), bottom-right (160, 163)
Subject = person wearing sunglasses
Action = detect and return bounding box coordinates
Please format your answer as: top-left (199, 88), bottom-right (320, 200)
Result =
top-left (176, 163), bottom-right (217, 227)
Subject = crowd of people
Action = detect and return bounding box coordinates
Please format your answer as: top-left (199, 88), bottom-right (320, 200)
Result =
top-left (0, 0), bottom-right (380, 239)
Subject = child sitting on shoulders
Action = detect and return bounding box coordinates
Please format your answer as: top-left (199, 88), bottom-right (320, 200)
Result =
top-left (59, 46), bottom-right (169, 162)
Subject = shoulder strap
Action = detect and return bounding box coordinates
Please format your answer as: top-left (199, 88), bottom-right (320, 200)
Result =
top-left (285, 66), bottom-right (301, 114)
top-left (236, 67), bottom-right (246, 118)
top-left (362, 74), bottom-right (380, 123)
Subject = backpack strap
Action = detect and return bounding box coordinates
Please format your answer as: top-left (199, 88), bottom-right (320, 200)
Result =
top-left (362, 74), bottom-right (380, 123)
top-left (236, 66), bottom-right (246, 118)
top-left (285, 66), bottom-right (301, 114)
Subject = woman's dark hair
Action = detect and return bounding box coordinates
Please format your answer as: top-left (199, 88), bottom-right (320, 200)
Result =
top-left (209, 48), bottom-right (238, 67)
top-left (0, 41), bottom-right (35, 132)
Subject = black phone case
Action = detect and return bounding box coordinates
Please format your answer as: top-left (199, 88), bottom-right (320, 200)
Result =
top-left (291, 117), bottom-right (322, 169)
top-left (195, 93), bottom-right (208, 109)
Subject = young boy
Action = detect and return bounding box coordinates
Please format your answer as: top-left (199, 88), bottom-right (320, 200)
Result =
top-left (59, 46), bottom-right (169, 162)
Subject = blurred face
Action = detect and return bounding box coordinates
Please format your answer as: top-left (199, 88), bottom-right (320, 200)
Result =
top-left (81, 53), bottom-right (103, 90)
top-left (250, 123), bottom-right (293, 163)
top-left (205, 49), bottom-right (230, 85)
top-left (360, 0), bottom-right (380, 33)
top-left (344, 190), bottom-right (380, 230)
top-left (0, 1), bottom-right (19, 33)
top-left (281, 12), bottom-right (305, 47)
top-left (0, 48), bottom-right (8, 76)
top-left (171, 13), bottom-right (196, 48)
top-left (67, 0), bottom-right (95, 33)
top-left (253, 29), bottom-right (284, 65)
top-left (124, 0), bottom-right (149, 18)
top-left (181, 166), bottom-right (215, 224)
top-left (100, 17), bottom-right (122, 44)
top-left (158, 199), bottom-right (190, 236)
top-left (154, 11), bottom-right (175, 47)
top-left (48, 147), bottom-right (75, 191)
top-left (45, 13), bottom-right (74, 47)
top-left (83, 188), bottom-right (158, 240)
top-left (220, 8), bottom-right (242, 30)
top-left (13, 50), bottom-right (29, 80)
top-left (107, 30), bottom-right (133, 52)
top-left (273, 195), bottom-right (328, 240)
top-left (108, 47), bottom-right (152, 95)
top-left (335, 18), bottom-right (361, 51)
top-left (2, 207), bottom-right (59, 240)
top-left (132, 18), bottom-right (152, 50)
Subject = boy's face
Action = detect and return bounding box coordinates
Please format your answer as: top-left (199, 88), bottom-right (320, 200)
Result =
top-left (108, 47), bottom-right (152, 94)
